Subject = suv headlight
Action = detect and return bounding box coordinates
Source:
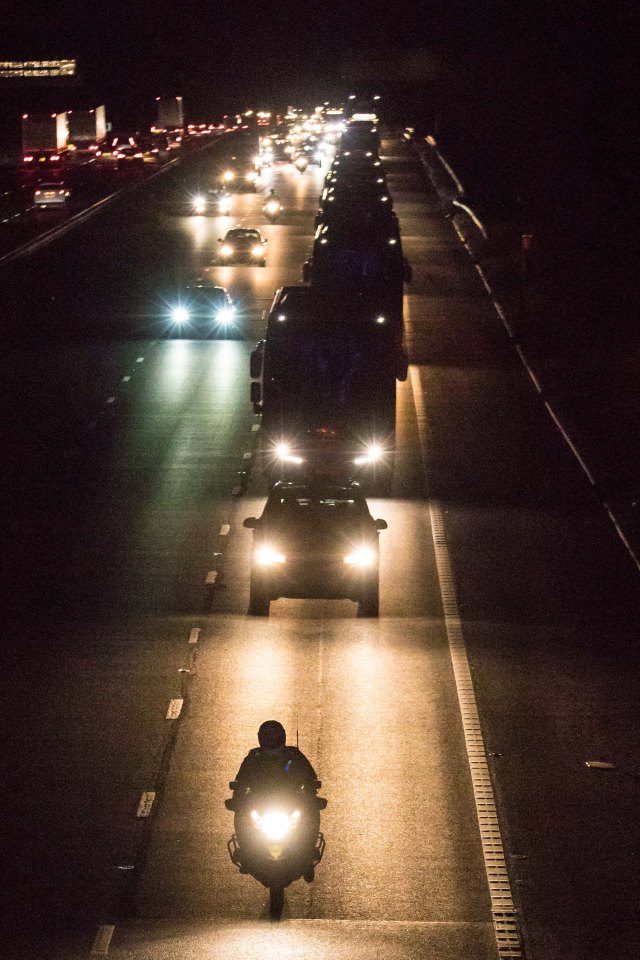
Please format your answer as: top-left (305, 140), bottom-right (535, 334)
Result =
top-left (344, 546), bottom-right (376, 567)
top-left (220, 244), bottom-right (234, 256)
top-left (252, 245), bottom-right (264, 258)
top-left (171, 306), bottom-right (190, 324)
top-left (255, 545), bottom-right (286, 565)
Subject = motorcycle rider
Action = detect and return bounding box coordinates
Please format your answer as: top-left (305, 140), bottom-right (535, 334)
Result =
top-left (229, 720), bottom-right (317, 803)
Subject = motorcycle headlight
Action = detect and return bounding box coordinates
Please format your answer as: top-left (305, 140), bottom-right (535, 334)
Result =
top-left (344, 546), bottom-right (377, 567)
top-left (220, 244), bottom-right (234, 256)
top-left (252, 245), bottom-right (264, 258)
top-left (266, 201), bottom-right (279, 214)
top-left (255, 545), bottom-right (286, 566)
top-left (171, 306), bottom-right (190, 324)
top-left (246, 171), bottom-right (257, 182)
top-left (251, 808), bottom-right (300, 841)
top-left (222, 170), bottom-right (234, 182)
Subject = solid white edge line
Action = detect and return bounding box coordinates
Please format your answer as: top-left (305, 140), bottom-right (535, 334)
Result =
top-left (410, 365), bottom-right (523, 958)
top-left (90, 923), bottom-right (115, 956)
top-left (189, 627), bottom-right (200, 644)
top-left (219, 523), bottom-right (231, 536)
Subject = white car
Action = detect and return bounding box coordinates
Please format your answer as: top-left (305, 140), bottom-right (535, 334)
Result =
top-left (34, 182), bottom-right (70, 208)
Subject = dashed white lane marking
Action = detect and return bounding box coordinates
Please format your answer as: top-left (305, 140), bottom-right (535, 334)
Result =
top-left (166, 698), bottom-right (184, 720)
top-left (451, 209), bottom-right (640, 574)
top-left (136, 791), bottom-right (155, 818)
top-left (136, 357), bottom-right (144, 363)
top-left (106, 396), bottom-right (116, 404)
top-left (544, 401), bottom-right (595, 485)
top-left (251, 423), bottom-right (260, 431)
top-left (205, 570), bottom-right (218, 585)
top-left (189, 627), bottom-right (200, 644)
top-left (231, 485), bottom-right (242, 496)
top-left (242, 451), bottom-right (252, 460)
top-left (410, 365), bottom-right (523, 959)
top-left (90, 923), bottom-right (115, 956)
top-left (122, 375), bottom-right (131, 382)
top-left (219, 523), bottom-right (231, 536)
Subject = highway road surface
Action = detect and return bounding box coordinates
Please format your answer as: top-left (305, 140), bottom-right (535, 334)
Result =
top-left (1, 133), bottom-right (639, 960)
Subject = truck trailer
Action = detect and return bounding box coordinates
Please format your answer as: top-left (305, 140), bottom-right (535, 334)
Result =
top-left (22, 112), bottom-right (68, 164)
top-left (250, 286), bottom-right (407, 490)
top-left (67, 106), bottom-right (107, 150)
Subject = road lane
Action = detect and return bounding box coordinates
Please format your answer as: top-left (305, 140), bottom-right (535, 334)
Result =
top-left (3, 132), bottom-right (639, 960)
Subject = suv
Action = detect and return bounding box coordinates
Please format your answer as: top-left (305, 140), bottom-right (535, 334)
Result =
top-left (243, 480), bottom-right (387, 617)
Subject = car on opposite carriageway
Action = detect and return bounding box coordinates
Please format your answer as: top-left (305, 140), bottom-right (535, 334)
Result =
top-left (216, 228), bottom-right (267, 266)
top-left (165, 283), bottom-right (237, 337)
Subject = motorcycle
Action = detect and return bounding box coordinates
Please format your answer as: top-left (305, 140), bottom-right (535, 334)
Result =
top-left (225, 778), bottom-right (327, 916)
top-left (263, 198), bottom-right (282, 224)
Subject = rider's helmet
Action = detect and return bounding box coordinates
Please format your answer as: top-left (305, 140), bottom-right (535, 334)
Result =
top-left (258, 720), bottom-right (286, 749)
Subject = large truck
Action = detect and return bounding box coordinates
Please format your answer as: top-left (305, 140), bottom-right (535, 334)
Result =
top-left (21, 112), bottom-right (68, 165)
top-left (155, 96), bottom-right (184, 131)
top-left (302, 221), bottom-right (410, 333)
top-left (67, 106), bottom-right (107, 151)
top-left (250, 286), bottom-right (407, 488)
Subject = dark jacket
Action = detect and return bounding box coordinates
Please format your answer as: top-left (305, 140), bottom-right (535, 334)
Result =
top-left (234, 745), bottom-right (318, 789)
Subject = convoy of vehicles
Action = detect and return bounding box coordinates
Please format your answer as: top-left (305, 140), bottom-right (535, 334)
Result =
top-left (241, 109), bottom-right (404, 614)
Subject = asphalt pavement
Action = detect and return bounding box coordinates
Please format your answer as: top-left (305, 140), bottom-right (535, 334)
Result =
top-left (1, 135), bottom-right (639, 960)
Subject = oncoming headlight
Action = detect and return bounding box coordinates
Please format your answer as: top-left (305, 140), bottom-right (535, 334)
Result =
top-left (353, 444), bottom-right (384, 466)
top-left (217, 306), bottom-right (235, 323)
top-left (252, 245), bottom-right (264, 258)
top-left (220, 244), bottom-right (234, 256)
top-left (255, 545), bottom-right (286, 565)
top-left (171, 306), bottom-right (190, 324)
top-left (251, 808), bottom-right (300, 841)
top-left (344, 546), bottom-right (377, 567)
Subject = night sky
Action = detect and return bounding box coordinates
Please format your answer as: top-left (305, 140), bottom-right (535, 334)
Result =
top-left (6, 2), bottom-right (626, 119)
top-left (3, 0), bottom-right (638, 282)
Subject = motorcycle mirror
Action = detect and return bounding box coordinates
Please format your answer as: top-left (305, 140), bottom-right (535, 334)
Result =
top-left (229, 780), bottom-right (238, 790)
top-left (243, 517), bottom-right (259, 528)
top-left (375, 519), bottom-right (388, 530)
